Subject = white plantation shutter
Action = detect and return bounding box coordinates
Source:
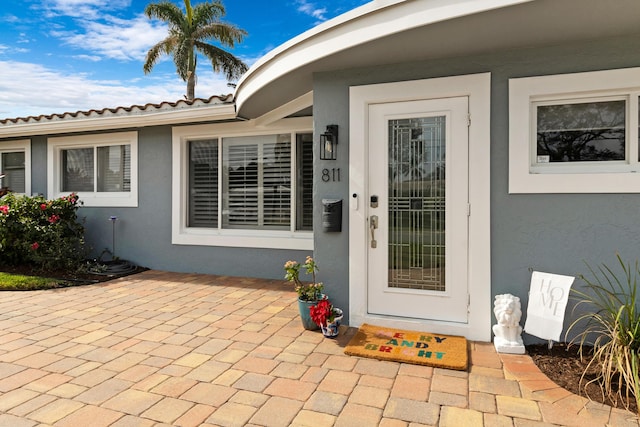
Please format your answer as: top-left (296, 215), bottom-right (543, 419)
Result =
top-left (296, 133), bottom-right (313, 231)
top-left (263, 141), bottom-right (291, 227)
top-left (189, 140), bottom-right (218, 227)
top-left (122, 145), bottom-right (131, 192)
top-left (185, 133), bottom-right (311, 233)
top-left (223, 135), bottom-right (291, 230)
top-left (224, 143), bottom-right (259, 227)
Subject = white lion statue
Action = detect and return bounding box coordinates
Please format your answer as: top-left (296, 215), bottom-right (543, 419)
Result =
top-left (492, 294), bottom-right (525, 353)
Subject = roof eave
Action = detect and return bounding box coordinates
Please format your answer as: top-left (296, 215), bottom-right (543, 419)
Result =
top-left (0, 104), bottom-right (237, 139)
top-left (234, 0), bottom-right (533, 118)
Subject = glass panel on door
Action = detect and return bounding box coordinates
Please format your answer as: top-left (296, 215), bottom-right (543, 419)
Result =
top-left (388, 117), bottom-right (446, 292)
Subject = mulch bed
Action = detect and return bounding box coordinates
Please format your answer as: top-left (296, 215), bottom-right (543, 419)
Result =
top-left (527, 343), bottom-right (638, 414)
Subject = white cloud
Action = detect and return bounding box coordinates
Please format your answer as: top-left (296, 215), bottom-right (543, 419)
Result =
top-left (296, 0), bottom-right (328, 21)
top-left (1, 14), bottom-right (19, 24)
top-left (17, 33), bottom-right (31, 44)
top-left (0, 44), bottom-right (29, 54)
top-left (0, 60), bottom-right (234, 120)
top-left (44, 0), bottom-right (132, 19)
top-left (53, 14), bottom-right (168, 62)
top-left (72, 54), bottom-right (102, 62)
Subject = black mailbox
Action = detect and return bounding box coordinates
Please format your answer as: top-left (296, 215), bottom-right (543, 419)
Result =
top-left (322, 198), bottom-right (342, 232)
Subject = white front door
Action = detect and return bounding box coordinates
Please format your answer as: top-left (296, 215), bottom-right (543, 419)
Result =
top-left (367, 97), bottom-right (469, 323)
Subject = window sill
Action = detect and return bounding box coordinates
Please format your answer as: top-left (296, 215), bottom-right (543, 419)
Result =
top-left (58, 192), bottom-right (138, 208)
top-left (172, 228), bottom-right (314, 250)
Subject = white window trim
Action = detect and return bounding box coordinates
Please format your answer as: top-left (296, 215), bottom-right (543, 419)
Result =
top-left (47, 132), bottom-right (138, 207)
top-left (0, 139), bottom-right (31, 196)
top-left (509, 67), bottom-right (640, 193)
top-left (172, 117), bottom-right (313, 250)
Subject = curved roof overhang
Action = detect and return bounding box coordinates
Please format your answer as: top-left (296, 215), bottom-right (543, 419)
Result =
top-left (235, 0), bottom-right (640, 119)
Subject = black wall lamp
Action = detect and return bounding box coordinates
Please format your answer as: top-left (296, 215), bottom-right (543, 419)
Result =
top-left (320, 124), bottom-right (338, 160)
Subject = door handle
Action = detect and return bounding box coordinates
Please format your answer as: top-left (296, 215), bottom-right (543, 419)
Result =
top-left (370, 215), bottom-right (378, 248)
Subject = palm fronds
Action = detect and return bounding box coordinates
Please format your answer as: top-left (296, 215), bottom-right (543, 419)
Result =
top-left (143, 0), bottom-right (247, 99)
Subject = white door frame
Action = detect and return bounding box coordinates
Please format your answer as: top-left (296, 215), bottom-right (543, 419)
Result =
top-left (348, 73), bottom-right (492, 341)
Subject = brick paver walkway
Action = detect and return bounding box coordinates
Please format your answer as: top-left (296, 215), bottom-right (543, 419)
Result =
top-left (0, 270), bottom-right (638, 426)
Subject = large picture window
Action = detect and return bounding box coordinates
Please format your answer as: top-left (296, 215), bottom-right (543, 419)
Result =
top-left (509, 68), bottom-right (640, 193)
top-left (48, 132), bottom-right (138, 207)
top-left (173, 118), bottom-right (314, 249)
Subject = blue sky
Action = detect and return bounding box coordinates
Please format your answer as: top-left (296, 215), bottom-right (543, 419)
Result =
top-left (0, 0), bottom-right (369, 120)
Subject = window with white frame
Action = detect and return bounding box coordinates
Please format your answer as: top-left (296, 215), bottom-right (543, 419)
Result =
top-left (0, 140), bottom-right (30, 195)
top-left (48, 132), bottom-right (137, 207)
top-left (173, 118), bottom-right (314, 250)
top-left (509, 67), bottom-right (640, 193)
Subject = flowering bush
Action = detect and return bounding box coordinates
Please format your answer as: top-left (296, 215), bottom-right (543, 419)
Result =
top-left (309, 296), bottom-right (340, 327)
top-left (284, 256), bottom-right (324, 301)
top-left (0, 193), bottom-right (85, 270)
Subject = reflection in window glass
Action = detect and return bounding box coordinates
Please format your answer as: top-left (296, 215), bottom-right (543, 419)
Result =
top-left (62, 145), bottom-right (131, 192)
top-left (97, 145), bottom-right (130, 192)
top-left (536, 100), bottom-right (625, 163)
top-left (62, 148), bottom-right (94, 191)
top-left (1, 152), bottom-right (25, 193)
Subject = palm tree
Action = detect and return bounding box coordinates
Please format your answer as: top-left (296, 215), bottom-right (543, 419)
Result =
top-left (143, 0), bottom-right (248, 100)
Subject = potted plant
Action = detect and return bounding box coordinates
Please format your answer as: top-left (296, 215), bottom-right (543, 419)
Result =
top-left (309, 296), bottom-right (343, 338)
top-left (284, 256), bottom-right (324, 330)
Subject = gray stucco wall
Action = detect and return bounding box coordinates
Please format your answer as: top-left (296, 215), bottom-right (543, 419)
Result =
top-left (27, 125), bottom-right (306, 280)
top-left (313, 32), bottom-right (640, 339)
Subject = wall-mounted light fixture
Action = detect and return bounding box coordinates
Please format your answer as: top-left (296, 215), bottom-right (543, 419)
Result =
top-left (320, 124), bottom-right (338, 160)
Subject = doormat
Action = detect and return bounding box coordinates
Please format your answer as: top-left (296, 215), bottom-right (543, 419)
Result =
top-left (344, 324), bottom-right (468, 371)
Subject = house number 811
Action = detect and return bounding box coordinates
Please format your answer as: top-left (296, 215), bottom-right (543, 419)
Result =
top-left (322, 168), bottom-right (341, 182)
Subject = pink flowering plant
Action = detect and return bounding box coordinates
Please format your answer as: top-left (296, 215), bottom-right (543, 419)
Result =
top-left (0, 193), bottom-right (85, 270)
top-left (284, 256), bottom-right (324, 301)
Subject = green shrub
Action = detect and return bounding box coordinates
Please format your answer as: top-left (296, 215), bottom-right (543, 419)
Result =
top-left (567, 253), bottom-right (640, 414)
top-left (0, 193), bottom-right (85, 270)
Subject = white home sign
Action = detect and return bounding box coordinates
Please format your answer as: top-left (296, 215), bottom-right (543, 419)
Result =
top-left (524, 271), bottom-right (574, 342)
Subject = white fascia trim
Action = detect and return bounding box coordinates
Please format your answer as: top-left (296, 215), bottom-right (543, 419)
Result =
top-left (348, 73), bottom-right (492, 341)
top-left (235, 0), bottom-right (531, 114)
top-left (171, 117), bottom-right (314, 250)
top-left (0, 139), bottom-right (31, 196)
top-left (0, 104), bottom-right (236, 139)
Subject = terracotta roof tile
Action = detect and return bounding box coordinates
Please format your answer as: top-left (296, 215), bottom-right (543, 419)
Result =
top-left (0, 94), bottom-right (235, 125)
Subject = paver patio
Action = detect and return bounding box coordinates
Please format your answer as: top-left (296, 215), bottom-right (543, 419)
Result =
top-left (0, 270), bottom-right (638, 426)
